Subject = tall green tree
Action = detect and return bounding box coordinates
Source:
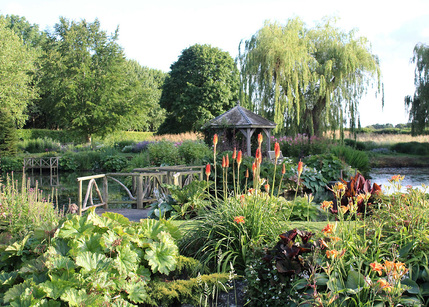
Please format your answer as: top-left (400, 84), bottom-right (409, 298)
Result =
top-left (239, 17), bottom-right (381, 136)
top-left (159, 44), bottom-right (240, 133)
top-left (119, 60), bottom-right (166, 132)
top-left (0, 19), bottom-right (37, 154)
top-left (38, 18), bottom-right (131, 142)
top-left (405, 43), bottom-right (429, 135)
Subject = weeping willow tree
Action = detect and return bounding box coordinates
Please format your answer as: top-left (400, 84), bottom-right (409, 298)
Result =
top-left (239, 17), bottom-right (382, 136)
top-left (405, 43), bottom-right (429, 135)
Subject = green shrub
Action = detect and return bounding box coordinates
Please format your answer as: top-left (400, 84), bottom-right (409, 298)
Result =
top-left (178, 140), bottom-right (211, 165)
top-left (18, 137), bottom-right (61, 153)
top-left (127, 152), bottom-right (151, 170)
top-left (59, 151), bottom-right (104, 171)
top-left (304, 154), bottom-right (353, 182)
top-left (391, 142), bottom-right (429, 156)
top-left (0, 156), bottom-right (23, 173)
top-left (274, 134), bottom-right (330, 158)
top-left (17, 128), bottom-right (83, 143)
top-left (330, 145), bottom-right (370, 177)
top-left (148, 141), bottom-right (180, 166)
top-left (100, 155), bottom-right (128, 172)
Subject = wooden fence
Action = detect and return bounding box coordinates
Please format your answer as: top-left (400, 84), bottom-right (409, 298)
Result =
top-left (76, 166), bottom-right (204, 215)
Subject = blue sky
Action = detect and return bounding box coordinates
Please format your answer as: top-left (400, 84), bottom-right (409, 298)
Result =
top-left (2, 0), bottom-right (429, 127)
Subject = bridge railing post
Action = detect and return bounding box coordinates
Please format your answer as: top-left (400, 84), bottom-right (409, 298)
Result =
top-left (137, 174), bottom-right (143, 209)
top-left (103, 176), bottom-right (108, 209)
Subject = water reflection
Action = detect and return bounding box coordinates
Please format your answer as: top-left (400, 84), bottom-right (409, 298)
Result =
top-left (369, 167), bottom-right (429, 193)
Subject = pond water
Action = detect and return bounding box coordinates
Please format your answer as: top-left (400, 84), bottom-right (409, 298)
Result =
top-left (369, 167), bottom-right (429, 193)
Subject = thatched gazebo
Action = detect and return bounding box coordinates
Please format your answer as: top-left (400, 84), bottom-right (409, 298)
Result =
top-left (204, 105), bottom-right (277, 156)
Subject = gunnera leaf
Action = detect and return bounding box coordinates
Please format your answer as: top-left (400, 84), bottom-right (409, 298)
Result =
top-left (3, 280), bottom-right (33, 303)
top-left (57, 215), bottom-right (95, 240)
top-left (100, 212), bottom-right (131, 227)
top-left (125, 280), bottom-right (148, 303)
top-left (60, 288), bottom-right (104, 307)
top-left (75, 251), bottom-right (111, 272)
top-left (0, 270), bottom-right (18, 286)
top-left (114, 245), bottom-right (139, 275)
top-left (68, 233), bottom-right (104, 255)
top-left (144, 231), bottom-right (178, 275)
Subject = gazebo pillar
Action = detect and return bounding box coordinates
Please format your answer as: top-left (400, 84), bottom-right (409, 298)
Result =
top-left (263, 128), bottom-right (271, 152)
top-left (239, 128), bottom-right (255, 156)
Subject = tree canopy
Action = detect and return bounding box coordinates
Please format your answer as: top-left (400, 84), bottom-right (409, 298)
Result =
top-left (38, 18), bottom-right (132, 142)
top-left (159, 44), bottom-right (240, 134)
top-left (405, 43), bottom-right (429, 135)
top-left (0, 19), bottom-right (37, 127)
top-left (239, 17), bottom-right (381, 136)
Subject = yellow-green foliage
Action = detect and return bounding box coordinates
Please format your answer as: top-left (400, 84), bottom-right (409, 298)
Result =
top-left (147, 272), bottom-right (231, 306)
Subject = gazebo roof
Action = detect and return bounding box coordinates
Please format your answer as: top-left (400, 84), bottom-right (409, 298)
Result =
top-left (205, 105), bottom-right (277, 129)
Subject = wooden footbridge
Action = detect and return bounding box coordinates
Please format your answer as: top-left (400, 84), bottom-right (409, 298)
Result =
top-left (76, 165), bottom-right (204, 215)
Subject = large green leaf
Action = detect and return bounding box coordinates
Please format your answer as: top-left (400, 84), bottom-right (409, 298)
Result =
top-left (4, 234), bottom-right (30, 258)
top-left (402, 278), bottom-right (420, 294)
top-left (114, 245), bottom-right (139, 275)
top-left (57, 215), bottom-right (95, 240)
top-left (346, 270), bottom-right (365, 293)
top-left (0, 270), bottom-right (18, 286)
top-left (3, 280), bottom-right (33, 303)
top-left (144, 231), bottom-right (178, 275)
top-left (124, 281), bottom-right (148, 303)
top-left (45, 254), bottom-right (75, 271)
top-left (75, 251), bottom-right (111, 272)
top-left (60, 288), bottom-right (104, 307)
top-left (68, 233), bottom-right (103, 256)
top-left (101, 212), bottom-right (131, 227)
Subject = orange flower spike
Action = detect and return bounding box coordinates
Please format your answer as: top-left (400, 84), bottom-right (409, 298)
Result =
top-left (226, 154), bottom-right (229, 168)
top-left (237, 150), bottom-right (242, 165)
top-left (222, 156), bottom-right (226, 168)
top-left (252, 161), bottom-right (257, 173)
top-left (257, 133), bottom-right (263, 146)
top-left (297, 160), bottom-right (303, 177)
top-left (370, 262), bottom-right (384, 276)
top-left (255, 148), bottom-right (261, 164)
top-left (233, 216), bottom-right (245, 224)
top-left (274, 142), bottom-right (280, 159)
top-left (232, 148), bottom-right (237, 160)
top-left (245, 168), bottom-right (249, 178)
top-left (205, 163), bottom-right (211, 178)
top-left (213, 134), bottom-right (218, 146)
top-left (282, 163), bottom-right (286, 174)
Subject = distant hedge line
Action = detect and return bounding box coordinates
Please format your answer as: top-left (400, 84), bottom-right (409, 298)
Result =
top-left (17, 129), bottom-right (154, 144)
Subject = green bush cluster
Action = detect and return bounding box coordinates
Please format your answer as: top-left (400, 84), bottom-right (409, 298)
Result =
top-left (329, 145), bottom-right (370, 177)
top-left (18, 137), bottom-right (61, 153)
top-left (273, 134), bottom-right (330, 158)
top-left (17, 129), bottom-right (83, 143)
top-left (178, 140), bottom-right (211, 165)
top-left (391, 142), bottom-right (429, 156)
top-left (0, 156), bottom-right (23, 173)
top-left (148, 141), bottom-right (180, 166)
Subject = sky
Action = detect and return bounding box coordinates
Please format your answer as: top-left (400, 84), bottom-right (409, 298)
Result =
top-left (2, 0), bottom-right (429, 127)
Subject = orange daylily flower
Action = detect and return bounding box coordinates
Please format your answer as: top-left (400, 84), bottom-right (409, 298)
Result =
top-left (321, 200), bottom-right (333, 211)
top-left (389, 174), bottom-right (405, 182)
top-left (377, 279), bottom-right (393, 293)
top-left (326, 249), bottom-right (339, 259)
top-left (383, 260), bottom-right (395, 273)
top-left (340, 205), bottom-right (350, 214)
top-left (370, 262), bottom-right (384, 276)
top-left (234, 216), bottom-right (245, 224)
top-left (322, 223), bottom-right (336, 236)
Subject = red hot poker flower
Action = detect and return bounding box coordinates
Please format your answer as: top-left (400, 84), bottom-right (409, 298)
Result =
top-left (255, 148), bottom-right (262, 164)
top-left (252, 161), bottom-right (257, 173)
top-left (245, 168), bottom-right (249, 178)
top-left (226, 154), bottom-right (229, 167)
top-left (205, 164), bottom-right (211, 178)
top-left (282, 163), bottom-right (286, 174)
top-left (222, 156), bottom-right (226, 168)
top-left (298, 160), bottom-right (303, 177)
top-left (213, 134), bottom-right (218, 146)
top-left (232, 148), bottom-right (237, 159)
top-left (274, 142), bottom-right (280, 159)
top-left (258, 133), bottom-right (263, 146)
top-left (237, 150), bottom-right (242, 165)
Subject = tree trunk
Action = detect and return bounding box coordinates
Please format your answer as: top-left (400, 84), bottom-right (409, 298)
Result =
top-left (311, 97), bottom-right (326, 137)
